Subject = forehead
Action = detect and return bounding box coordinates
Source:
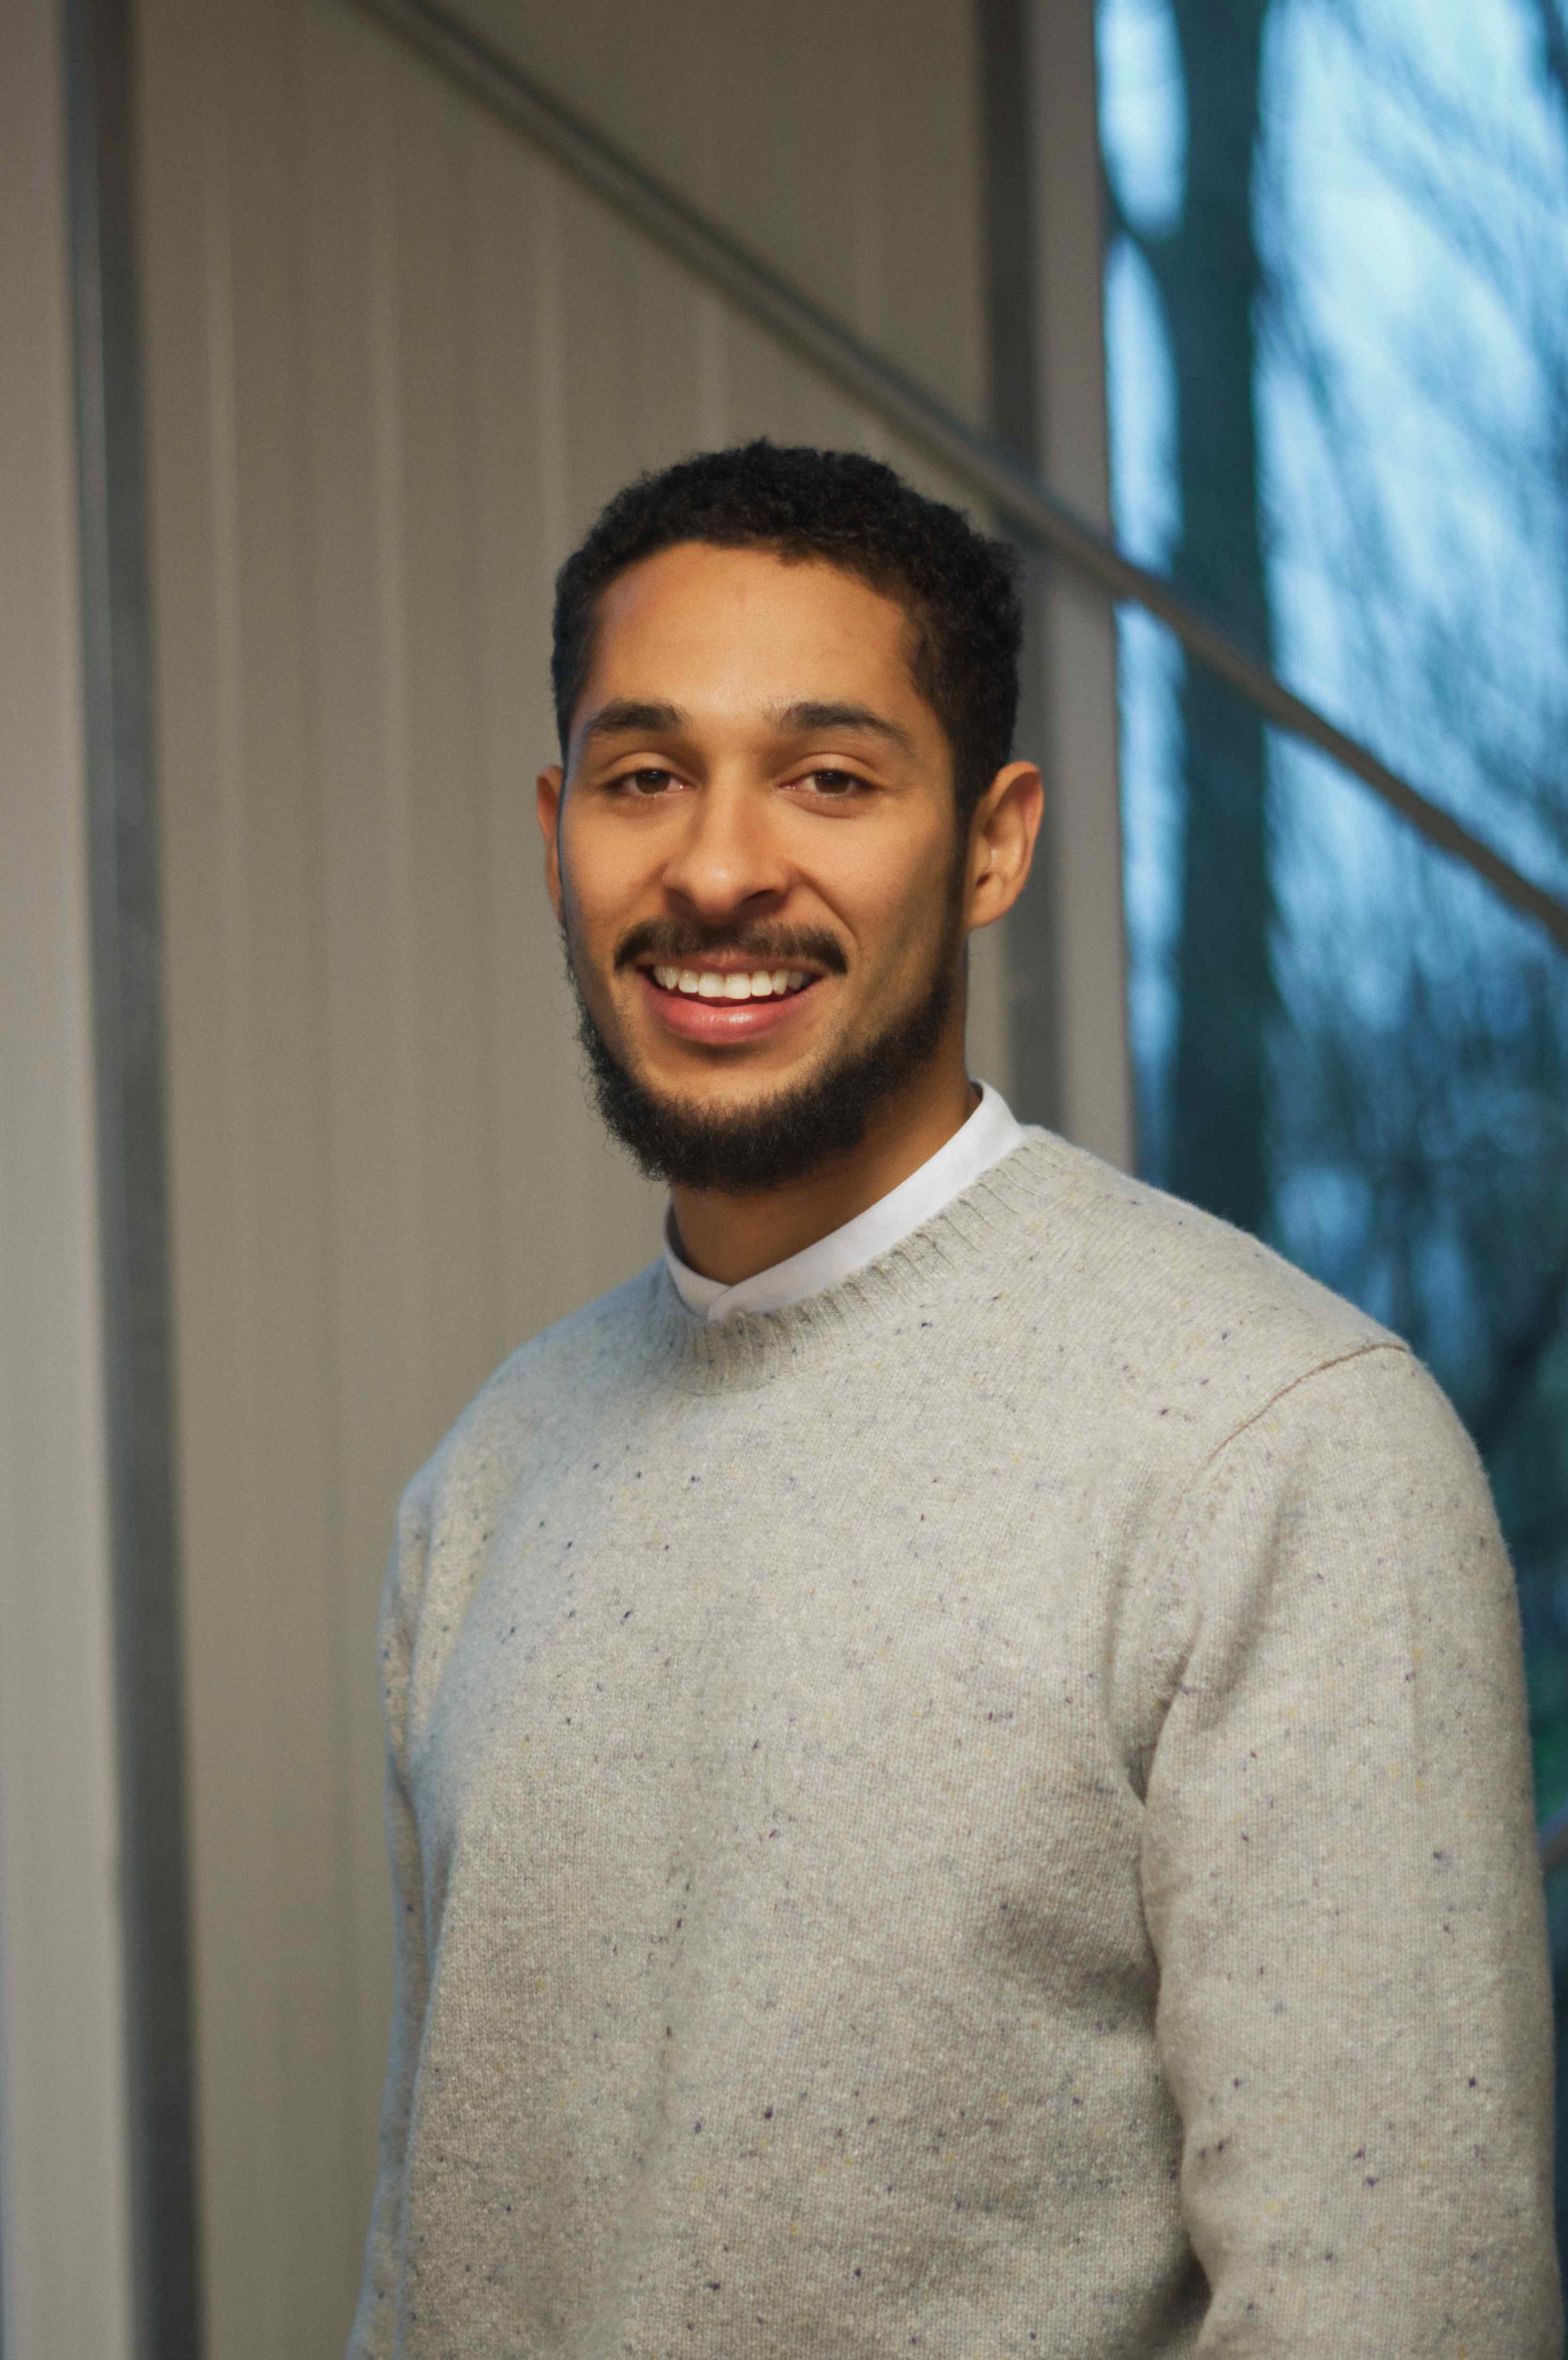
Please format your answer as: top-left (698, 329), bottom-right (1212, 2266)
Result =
top-left (577, 542), bottom-right (931, 734)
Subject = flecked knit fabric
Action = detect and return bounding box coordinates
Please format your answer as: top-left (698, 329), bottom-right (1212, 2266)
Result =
top-left (349, 1129), bottom-right (1560, 2358)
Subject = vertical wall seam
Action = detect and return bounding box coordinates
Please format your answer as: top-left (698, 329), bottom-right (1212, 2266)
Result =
top-left (365, 39), bottom-right (426, 1442)
top-left (281, 0), bottom-right (363, 2259)
top-left (694, 285), bottom-right (728, 451)
top-left (454, 115), bottom-right (509, 1382)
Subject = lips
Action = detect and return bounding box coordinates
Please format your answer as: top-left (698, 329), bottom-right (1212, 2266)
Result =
top-left (635, 963), bottom-right (822, 1043)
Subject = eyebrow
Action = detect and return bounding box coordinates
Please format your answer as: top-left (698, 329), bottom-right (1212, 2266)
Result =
top-left (766, 699), bottom-right (915, 754)
top-left (573, 695), bottom-right (916, 757)
top-left (575, 698), bottom-right (689, 747)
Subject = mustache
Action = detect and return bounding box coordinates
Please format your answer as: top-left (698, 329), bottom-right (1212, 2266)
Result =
top-left (613, 918), bottom-right (849, 975)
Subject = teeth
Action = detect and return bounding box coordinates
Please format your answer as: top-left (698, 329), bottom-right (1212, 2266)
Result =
top-left (651, 966), bottom-right (814, 999)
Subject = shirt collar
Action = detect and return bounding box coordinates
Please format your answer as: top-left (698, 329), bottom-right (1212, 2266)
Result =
top-left (663, 1082), bottom-right (1026, 1321)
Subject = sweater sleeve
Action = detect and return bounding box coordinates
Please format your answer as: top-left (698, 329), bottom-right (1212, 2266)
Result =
top-left (346, 1480), bottom-right (434, 2360)
top-left (1139, 1342), bottom-right (1560, 2355)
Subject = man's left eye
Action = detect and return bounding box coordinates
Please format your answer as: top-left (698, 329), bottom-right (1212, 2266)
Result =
top-left (797, 769), bottom-right (863, 796)
top-left (617, 768), bottom-right (683, 794)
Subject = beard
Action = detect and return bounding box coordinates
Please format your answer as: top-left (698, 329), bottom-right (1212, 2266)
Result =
top-left (563, 890), bottom-right (967, 1196)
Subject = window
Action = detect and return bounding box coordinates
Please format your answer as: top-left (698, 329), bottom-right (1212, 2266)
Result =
top-left (1101, 0), bottom-right (1568, 2249)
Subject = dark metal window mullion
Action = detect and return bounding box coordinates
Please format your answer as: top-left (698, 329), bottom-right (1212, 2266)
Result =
top-left (63, 0), bottom-right (203, 2353)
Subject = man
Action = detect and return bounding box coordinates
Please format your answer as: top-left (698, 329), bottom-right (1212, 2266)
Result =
top-left (350, 443), bottom-right (1559, 2357)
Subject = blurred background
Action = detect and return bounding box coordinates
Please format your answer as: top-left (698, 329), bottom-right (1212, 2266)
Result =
top-left (2, 0), bottom-right (1565, 2352)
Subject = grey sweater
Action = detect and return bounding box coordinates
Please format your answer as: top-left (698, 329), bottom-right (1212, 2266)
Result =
top-left (350, 1130), bottom-right (1560, 2357)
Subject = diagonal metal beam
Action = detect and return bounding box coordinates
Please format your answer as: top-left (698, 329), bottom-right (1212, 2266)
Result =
top-left (347, 0), bottom-right (1568, 960)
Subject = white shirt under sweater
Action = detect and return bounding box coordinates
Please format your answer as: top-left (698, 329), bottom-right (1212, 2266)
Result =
top-left (351, 1127), bottom-right (1560, 2360)
top-left (663, 1080), bottom-right (1025, 1319)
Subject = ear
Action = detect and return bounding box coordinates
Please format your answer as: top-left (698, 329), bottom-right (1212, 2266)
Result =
top-left (964, 760), bottom-right (1044, 933)
top-left (536, 766), bottom-right (565, 925)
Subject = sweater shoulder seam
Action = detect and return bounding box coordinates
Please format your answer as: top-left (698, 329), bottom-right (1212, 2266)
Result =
top-left (1182, 1337), bottom-right (1410, 1498)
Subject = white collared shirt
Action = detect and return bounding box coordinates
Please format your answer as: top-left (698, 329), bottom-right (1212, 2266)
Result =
top-left (663, 1082), bottom-right (1026, 1321)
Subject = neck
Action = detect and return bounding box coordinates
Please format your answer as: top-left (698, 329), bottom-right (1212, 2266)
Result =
top-left (669, 1048), bottom-right (978, 1287)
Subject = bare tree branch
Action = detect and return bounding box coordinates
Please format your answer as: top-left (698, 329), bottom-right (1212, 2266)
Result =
top-left (1472, 1256), bottom-right (1568, 1455)
top-left (1533, 0), bottom-right (1568, 121)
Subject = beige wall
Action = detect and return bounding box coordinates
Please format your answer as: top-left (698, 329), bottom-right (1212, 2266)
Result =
top-left (455, 0), bottom-right (989, 429)
top-left (135, 2), bottom-right (1000, 2349)
top-left (0, 1), bottom-right (134, 2353)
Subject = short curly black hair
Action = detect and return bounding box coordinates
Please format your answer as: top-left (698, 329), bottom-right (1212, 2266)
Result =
top-left (551, 441), bottom-right (1024, 825)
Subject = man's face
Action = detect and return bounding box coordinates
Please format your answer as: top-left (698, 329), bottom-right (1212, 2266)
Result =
top-left (537, 541), bottom-right (977, 1191)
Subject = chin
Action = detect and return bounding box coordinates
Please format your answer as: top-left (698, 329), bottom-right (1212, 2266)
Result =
top-left (574, 958), bottom-right (959, 1196)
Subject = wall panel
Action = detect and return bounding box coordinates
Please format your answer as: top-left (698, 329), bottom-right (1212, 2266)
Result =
top-left (457, 0), bottom-right (989, 428)
top-left (0, 0), bottom-right (134, 2346)
top-left (136, 2), bottom-right (1001, 2349)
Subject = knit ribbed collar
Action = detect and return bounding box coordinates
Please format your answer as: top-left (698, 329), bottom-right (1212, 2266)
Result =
top-left (664, 1082), bottom-right (1025, 1319)
top-left (647, 1130), bottom-right (1053, 1393)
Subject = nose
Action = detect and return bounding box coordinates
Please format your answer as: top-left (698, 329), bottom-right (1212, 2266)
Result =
top-left (659, 776), bottom-right (790, 925)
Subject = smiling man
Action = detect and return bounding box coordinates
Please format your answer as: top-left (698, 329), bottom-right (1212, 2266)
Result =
top-left (350, 444), bottom-right (1559, 2359)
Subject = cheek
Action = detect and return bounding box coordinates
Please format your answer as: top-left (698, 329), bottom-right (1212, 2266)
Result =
top-left (557, 816), bottom-right (637, 951)
top-left (841, 832), bottom-right (961, 971)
